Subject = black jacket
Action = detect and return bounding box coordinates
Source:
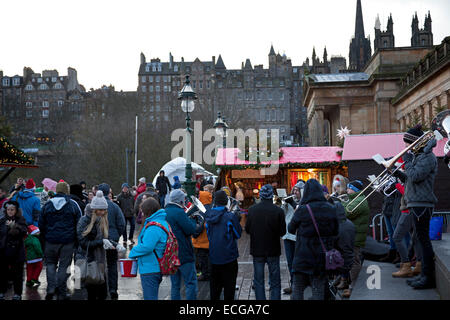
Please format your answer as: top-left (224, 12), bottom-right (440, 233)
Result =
top-left (335, 201), bottom-right (355, 272)
top-left (116, 191), bottom-right (135, 218)
top-left (288, 179), bottom-right (339, 276)
top-left (0, 212), bottom-right (28, 263)
top-left (245, 199), bottom-right (286, 257)
top-left (156, 176), bottom-right (171, 195)
top-left (70, 194), bottom-right (86, 216)
top-left (381, 191), bottom-right (402, 225)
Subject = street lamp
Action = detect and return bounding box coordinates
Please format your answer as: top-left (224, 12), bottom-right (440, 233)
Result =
top-left (213, 111), bottom-right (229, 148)
top-left (178, 75), bottom-right (198, 198)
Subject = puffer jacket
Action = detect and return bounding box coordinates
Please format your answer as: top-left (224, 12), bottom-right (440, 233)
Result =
top-left (288, 179), bottom-right (339, 276)
top-left (404, 138), bottom-right (438, 208)
top-left (11, 189), bottom-right (41, 226)
top-left (0, 211), bottom-right (27, 262)
top-left (335, 201), bottom-right (355, 272)
top-left (344, 191), bottom-right (370, 248)
top-left (192, 191), bottom-right (212, 249)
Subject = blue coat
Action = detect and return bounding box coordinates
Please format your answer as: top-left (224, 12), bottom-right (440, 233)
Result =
top-left (205, 206), bottom-right (242, 265)
top-left (11, 189), bottom-right (41, 226)
top-left (164, 203), bottom-right (196, 265)
top-left (105, 199), bottom-right (126, 242)
top-left (39, 194), bottom-right (82, 244)
top-left (129, 209), bottom-right (169, 274)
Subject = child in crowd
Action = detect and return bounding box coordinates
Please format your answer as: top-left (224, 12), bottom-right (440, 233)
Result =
top-left (24, 225), bottom-right (44, 288)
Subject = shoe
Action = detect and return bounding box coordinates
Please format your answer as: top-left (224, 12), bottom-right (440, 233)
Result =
top-left (130, 239), bottom-right (135, 245)
top-left (336, 278), bottom-right (350, 290)
top-left (407, 275), bottom-right (423, 286)
top-left (110, 292), bottom-right (118, 300)
top-left (379, 249), bottom-right (397, 263)
top-left (12, 295), bottom-right (21, 301)
top-left (411, 275), bottom-right (436, 290)
top-left (45, 293), bottom-right (54, 300)
top-left (412, 262), bottom-right (422, 276)
top-left (26, 281), bottom-right (34, 288)
top-left (235, 285), bottom-right (239, 290)
top-left (392, 253), bottom-right (401, 265)
top-left (341, 288), bottom-right (352, 298)
top-left (392, 262), bottom-right (414, 278)
top-left (283, 287), bottom-right (292, 294)
top-left (32, 280), bottom-right (41, 288)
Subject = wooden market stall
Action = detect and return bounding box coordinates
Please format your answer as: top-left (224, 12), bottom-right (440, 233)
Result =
top-left (214, 146), bottom-right (347, 209)
top-left (0, 136), bottom-right (38, 184)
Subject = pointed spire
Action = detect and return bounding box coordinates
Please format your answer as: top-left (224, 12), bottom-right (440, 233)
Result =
top-left (355, 0), bottom-right (365, 38)
top-left (269, 44), bottom-right (275, 56)
top-left (215, 54), bottom-right (226, 69)
top-left (375, 14), bottom-right (381, 30)
top-left (244, 58), bottom-right (252, 70)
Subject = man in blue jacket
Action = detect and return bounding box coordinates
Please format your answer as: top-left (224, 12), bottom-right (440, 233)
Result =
top-left (11, 178), bottom-right (41, 226)
top-left (205, 190), bottom-right (242, 300)
top-left (39, 181), bottom-right (82, 300)
top-left (165, 189), bottom-right (199, 300)
top-left (98, 183), bottom-right (125, 300)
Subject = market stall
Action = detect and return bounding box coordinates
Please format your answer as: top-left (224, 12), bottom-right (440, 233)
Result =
top-left (0, 136), bottom-right (38, 184)
top-left (214, 146), bottom-right (347, 209)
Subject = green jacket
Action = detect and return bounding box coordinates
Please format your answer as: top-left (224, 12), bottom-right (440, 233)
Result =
top-left (344, 192), bottom-right (370, 248)
top-left (24, 234), bottom-right (43, 262)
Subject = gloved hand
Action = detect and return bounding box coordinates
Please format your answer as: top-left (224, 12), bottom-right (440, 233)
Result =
top-left (402, 151), bottom-right (414, 163)
top-left (116, 243), bottom-right (126, 253)
top-left (103, 239), bottom-right (115, 250)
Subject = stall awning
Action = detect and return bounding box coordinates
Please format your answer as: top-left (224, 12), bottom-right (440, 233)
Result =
top-left (342, 133), bottom-right (447, 161)
top-left (215, 146), bottom-right (343, 166)
top-left (1, 136), bottom-right (37, 167)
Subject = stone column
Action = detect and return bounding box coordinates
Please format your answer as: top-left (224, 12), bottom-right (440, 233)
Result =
top-left (427, 100), bottom-right (434, 124)
top-left (315, 106), bottom-right (325, 146)
top-left (339, 104), bottom-right (351, 129)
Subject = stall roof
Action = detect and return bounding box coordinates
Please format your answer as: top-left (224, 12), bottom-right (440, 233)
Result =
top-left (342, 133), bottom-right (447, 161)
top-left (215, 146), bottom-right (342, 166)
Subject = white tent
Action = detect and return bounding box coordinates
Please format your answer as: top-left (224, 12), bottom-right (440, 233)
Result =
top-left (152, 157), bottom-right (213, 187)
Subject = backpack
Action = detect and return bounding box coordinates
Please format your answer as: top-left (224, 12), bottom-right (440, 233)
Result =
top-left (144, 221), bottom-right (181, 276)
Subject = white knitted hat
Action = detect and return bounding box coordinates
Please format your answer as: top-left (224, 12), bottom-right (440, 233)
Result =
top-left (90, 190), bottom-right (108, 209)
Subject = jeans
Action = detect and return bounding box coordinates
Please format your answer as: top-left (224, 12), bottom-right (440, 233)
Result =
top-left (106, 249), bottom-right (118, 295)
top-left (384, 216), bottom-right (397, 250)
top-left (123, 216), bottom-right (136, 242)
top-left (283, 240), bottom-right (295, 286)
top-left (0, 260), bottom-right (24, 295)
top-left (210, 260), bottom-right (238, 300)
top-left (44, 242), bottom-right (74, 297)
top-left (411, 207), bottom-right (435, 277)
top-left (349, 246), bottom-right (362, 286)
top-left (170, 262), bottom-right (198, 300)
top-left (291, 272), bottom-right (326, 300)
top-left (141, 272), bottom-right (162, 300)
top-left (393, 212), bottom-right (422, 263)
top-left (195, 248), bottom-right (211, 278)
top-left (253, 256), bottom-right (281, 300)
top-left (159, 194), bottom-right (166, 208)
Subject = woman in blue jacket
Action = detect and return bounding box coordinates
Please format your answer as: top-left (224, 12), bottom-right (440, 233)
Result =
top-left (129, 197), bottom-right (168, 300)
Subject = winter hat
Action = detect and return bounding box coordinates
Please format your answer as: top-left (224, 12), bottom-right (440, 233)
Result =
top-left (27, 225), bottom-right (40, 235)
top-left (42, 178), bottom-right (57, 192)
top-left (294, 180), bottom-right (306, 190)
top-left (25, 178), bottom-right (36, 190)
top-left (139, 177), bottom-right (146, 184)
top-left (70, 184), bottom-right (83, 198)
top-left (90, 190), bottom-right (108, 210)
top-left (98, 183), bottom-right (110, 197)
top-left (199, 191), bottom-right (213, 205)
top-left (348, 180), bottom-right (363, 193)
top-left (214, 190), bottom-right (228, 206)
top-left (169, 189), bottom-right (186, 205)
top-left (56, 181), bottom-right (70, 195)
top-left (121, 183), bottom-right (130, 189)
top-left (259, 184), bottom-right (274, 200)
top-left (403, 124), bottom-right (424, 144)
top-left (322, 185), bottom-right (329, 194)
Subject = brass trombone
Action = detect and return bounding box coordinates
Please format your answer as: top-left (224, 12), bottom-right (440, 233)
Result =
top-left (346, 130), bottom-right (440, 213)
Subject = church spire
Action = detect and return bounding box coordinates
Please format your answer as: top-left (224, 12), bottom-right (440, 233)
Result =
top-left (355, 0), bottom-right (365, 38)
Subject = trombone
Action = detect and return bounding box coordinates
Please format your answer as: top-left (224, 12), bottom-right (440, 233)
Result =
top-left (346, 130), bottom-right (439, 213)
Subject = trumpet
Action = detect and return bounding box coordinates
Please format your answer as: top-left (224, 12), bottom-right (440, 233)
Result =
top-left (346, 130), bottom-right (439, 213)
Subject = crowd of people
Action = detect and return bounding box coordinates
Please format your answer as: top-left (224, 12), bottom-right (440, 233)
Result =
top-left (0, 125), bottom-right (440, 300)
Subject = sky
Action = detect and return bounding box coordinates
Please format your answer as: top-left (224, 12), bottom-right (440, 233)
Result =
top-left (1, 0), bottom-right (449, 92)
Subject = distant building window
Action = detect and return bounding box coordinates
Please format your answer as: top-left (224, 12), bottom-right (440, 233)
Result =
top-left (158, 63), bottom-right (162, 72)
top-left (58, 100), bottom-right (64, 107)
top-left (145, 65), bottom-right (150, 72)
top-left (164, 114), bottom-right (169, 121)
top-left (51, 77), bottom-right (57, 82)
top-left (37, 78), bottom-right (42, 83)
top-left (149, 86), bottom-right (153, 92)
top-left (163, 86), bottom-right (169, 92)
top-left (207, 80), bottom-right (211, 89)
top-left (174, 65), bottom-right (178, 72)
top-left (39, 83), bottom-right (48, 90)
top-left (218, 81), bottom-right (223, 88)
top-left (199, 81), bottom-right (203, 89)
top-left (2, 78), bottom-right (10, 86)
top-left (155, 95), bottom-right (160, 102)
top-left (26, 110), bottom-right (32, 118)
top-left (422, 39), bottom-right (425, 45)
top-left (163, 76), bottom-right (168, 82)
top-left (193, 81), bottom-right (196, 89)
top-left (42, 109), bottom-right (49, 118)
top-left (149, 76), bottom-right (153, 82)
top-left (156, 105), bottom-right (161, 112)
top-left (156, 86), bottom-right (160, 92)
top-left (142, 86), bottom-right (147, 92)
top-left (141, 76), bottom-right (146, 83)
top-left (54, 83), bottom-right (62, 89)
top-left (156, 76), bottom-right (160, 83)
top-left (152, 64), bottom-right (156, 72)
top-left (26, 102), bottom-right (32, 108)
top-left (43, 101), bottom-right (49, 107)
top-left (25, 84), bottom-right (33, 90)
top-left (12, 78), bottom-right (20, 86)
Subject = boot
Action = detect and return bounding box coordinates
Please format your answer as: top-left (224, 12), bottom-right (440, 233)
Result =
top-left (407, 275), bottom-right (423, 286)
top-left (411, 275), bottom-right (436, 290)
top-left (392, 253), bottom-right (401, 264)
top-left (336, 278), bottom-right (349, 290)
top-left (379, 249), bottom-right (397, 263)
top-left (283, 287), bottom-right (292, 294)
top-left (392, 262), bottom-right (414, 278)
top-left (412, 262), bottom-right (422, 276)
top-left (341, 288), bottom-right (352, 298)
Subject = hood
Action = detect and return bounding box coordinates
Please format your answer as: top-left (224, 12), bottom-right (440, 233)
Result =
top-left (206, 206), bottom-right (226, 225)
top-left (98, 183), bottom-right (110, 196)
top-left (173, 176), bottom-right (180, 181)
top-left (334, 201), bottom-right (347, 222)
top-left (144, 208), bottom-right (167, 223)
top-left (300, 179), bottom-right (326, 205)
top-left (199, 191), bottom-right (212, 205)
top-left (48, 195), bottom-right (69, 211)
top-left (70, 184), bottom-right (84, 199)
top-left (18, 190), bottom-right (36, 199)
top-left (423, 138), bottom-right (437, 154)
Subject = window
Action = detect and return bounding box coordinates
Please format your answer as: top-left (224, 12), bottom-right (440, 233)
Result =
top-left (43, 101), bottom-right (49, 107)
top-left (266, 111), bottom-right (270, 121)
top-left (143, 105), bottom-right (147, 112)
top-left (193, 81), bottom-right (196, 89)
top-left (156, 86), bottom-right (160, 92)
top-left (12, 78), bottom-right (20, 86)
top-left (199, 81), bottom-right (203, 89)
top-left (174, 65), bottom-right (178, 72)
top-left (272, 110), bottom-right (276, 121)
top-left (58, 100), bottom-right (64, 107)
top-left (42, 109), bottom-right (49, 118)
top-left (164, 114), bottom-right (169, 121)
top-left (281, 110), bottom-right (285, 121)
top-left (218, 81), bottom-right (223, 88)
top-left (26, 102), bottom-right (32, 108)
top-left (141, 76), bottom-right (146, 83)
top-left (152, 64), bottom-right (156, 72)
top-left (25, 84), bottom-right (33, 90)
top-left (156, 105), bottom-right (161, 112)
top-left (149, 76), bottom-right (153, 82)
top-left (149, 104), bottom-right (154, 112)
top-left (54, 83), bottom-right (62, 89)
top-left (37, 78), bottom-right (42, 83)
top-left (155, 95), bottom-right (160, 102)
top-left (145, 65), bottom-right (150, 72)
top-left (164, 86), bottom-right (169, 92)
top-left (149, 86), bottom-right (153, 92)
top-left (26, 110), bottom-right (32, 118)
top-left (207, 80), bottom-right (211, 89)
top-left (256, 109), bottom-right (260, 121)
top-left (2, 78), bottom-right (10, 86)
top-left (158, 63), bottom-right (162, 72)
top-left (268, 92), bottom-right (273, 100)
top-left (141, 86), bottom-right (147, 92)
top-left (156, 76), bottom-right (160, 83)
top-left (51, 77), bottom-right (57, 82)
top-left (39, 83), bottom-right (48, 90)
top-left (163, 76), bottom-right (168, 82)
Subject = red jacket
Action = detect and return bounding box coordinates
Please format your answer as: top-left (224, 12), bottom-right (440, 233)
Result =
top-left (134, 184), bottom-right (147, 200)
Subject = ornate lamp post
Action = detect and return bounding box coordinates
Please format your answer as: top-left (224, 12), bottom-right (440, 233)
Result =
top-left (213, 111), bottom-right (229, 148)
top-left (178, 75), bottom-right (198, 198)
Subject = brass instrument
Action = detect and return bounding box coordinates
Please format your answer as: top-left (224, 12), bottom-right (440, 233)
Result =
top-left (431, 109), bottom-right (450, 169)
top-left (346, 130), bottom-right (441, 213)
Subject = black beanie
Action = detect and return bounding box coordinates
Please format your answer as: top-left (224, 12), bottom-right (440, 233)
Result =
top-left (348, 180), bottom-right (364, 193)
top-left (403, 124), bottom-right (424, 144)
top-left (214, 190), bottom-right (228, 206)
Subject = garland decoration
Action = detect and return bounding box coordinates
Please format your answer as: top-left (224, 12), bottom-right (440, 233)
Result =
top-left (0, 136), bottom-right (35, 166)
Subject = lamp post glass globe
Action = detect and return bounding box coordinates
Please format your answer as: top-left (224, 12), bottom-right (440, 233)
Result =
top-left (181, 99), bottom-right (195, 113)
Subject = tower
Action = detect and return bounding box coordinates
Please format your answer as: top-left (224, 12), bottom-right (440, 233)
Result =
top-left (374, 13), bottom-right (395, 52)
top-left (411, 11), bottom-right (433, 47)
top-left (349, 0), bottom-right (372, 71)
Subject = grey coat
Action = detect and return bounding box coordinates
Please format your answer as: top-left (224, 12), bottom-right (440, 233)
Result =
top-left (335, 201), bottom-right (355, 272)
top-left (404, 138), bottom-right (438, 208)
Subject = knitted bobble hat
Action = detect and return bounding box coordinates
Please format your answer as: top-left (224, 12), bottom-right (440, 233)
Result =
top-left (90, 190), bottom-right (108, 210)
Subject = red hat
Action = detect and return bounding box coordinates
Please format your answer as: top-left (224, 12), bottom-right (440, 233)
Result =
top-left (25, 178), bottom-right (36, 189)
top-left (27, 225), bottom-right (40, 235)
top-left (59, 179), bottom-right (65, 183)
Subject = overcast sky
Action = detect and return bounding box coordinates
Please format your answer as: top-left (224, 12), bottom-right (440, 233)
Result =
top-left (1, 0), bottom-right (448, 91)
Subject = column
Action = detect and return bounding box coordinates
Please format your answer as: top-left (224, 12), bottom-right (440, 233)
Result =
top-left (315, 106), bottom-right (325, 146)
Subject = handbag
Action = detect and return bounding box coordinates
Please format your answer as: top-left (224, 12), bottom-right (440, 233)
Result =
top-left (75, 241), bottom-right (105, 285)
top-left (306, 204), bottom-right (344, 271)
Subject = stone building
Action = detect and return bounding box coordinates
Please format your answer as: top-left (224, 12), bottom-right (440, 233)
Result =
top-left (374, 14), bottom-right (395, 51)
top-left (348, 0), bottom-right (372, 72)
top-left (137, 46), bottom-right (307, 145)
top-left (411, 11), bottom-right (433, 47)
